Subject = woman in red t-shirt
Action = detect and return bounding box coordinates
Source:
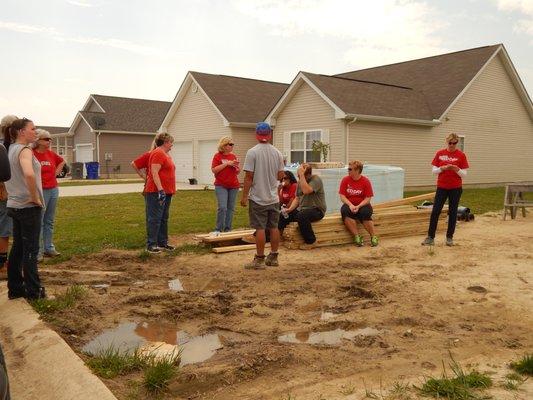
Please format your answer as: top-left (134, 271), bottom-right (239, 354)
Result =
top-left (144, 133), bottom-right (176, 253)
top-left (33, 129), bottom-right (65, 259)
top-left (210, 136), bottom-right (240, 235)
top-left (277, 170), bottom-right (298, 235)
top-left (338, 160), bottom-right (378, 247)
top-left (422, 133), bottom-right (469, 247)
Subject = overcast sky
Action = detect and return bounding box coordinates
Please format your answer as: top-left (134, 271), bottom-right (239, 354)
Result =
top-left (1, 0), bottom-right (532, 126)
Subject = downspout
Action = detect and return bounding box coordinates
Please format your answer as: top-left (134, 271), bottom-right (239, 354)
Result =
top-left (96, 131), bottom-right (102, 164)
top-left (346, 116), bottom-right (357, 164)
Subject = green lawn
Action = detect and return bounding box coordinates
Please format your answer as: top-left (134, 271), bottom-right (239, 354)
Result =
top-left (50, 187), bottom-right (517, 261)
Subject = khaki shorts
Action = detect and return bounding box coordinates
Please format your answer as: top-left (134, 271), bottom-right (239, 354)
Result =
top-left (249, 200), bottom-right (280, 230)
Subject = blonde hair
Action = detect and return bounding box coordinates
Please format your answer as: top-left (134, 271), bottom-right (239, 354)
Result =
top-left (446, 133), bottom-right (459, 143)
top-left (217, 136), bottom-right (233, 152)
top-left (348, 160), bottom-right (364, 173)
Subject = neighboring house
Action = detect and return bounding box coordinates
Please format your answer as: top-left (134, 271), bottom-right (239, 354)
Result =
top-left (267, 44), bottom-right (533, 188)
top-left (69, 94), bottom-right (171, 178)
top-left (37, 126), bottom-right (72, 164)
top-left (159, 72), bottom-right (288, 184)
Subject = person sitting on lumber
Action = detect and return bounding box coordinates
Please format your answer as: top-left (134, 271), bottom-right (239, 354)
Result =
top-left (283, 163), bottom-right (326, 249)
top-left (339, 160), bottom-right (378, 247)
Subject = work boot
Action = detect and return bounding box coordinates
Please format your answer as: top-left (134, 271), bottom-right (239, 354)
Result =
top-left (354, 235), bottom-right (363, 247)
top-left (244, 255), bottom-right (266, 270)
top-left (446, 237), bottom-right (454, 247)
top-left (265, 252), bottom-right (279, 267)
top-left (421, 237), bottom-right (434, 246)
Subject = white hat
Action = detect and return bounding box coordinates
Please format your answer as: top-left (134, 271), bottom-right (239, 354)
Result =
top-left (36, 129), bottom-right (52, 139)
top-left (0, 114), bottom-right (18, 128)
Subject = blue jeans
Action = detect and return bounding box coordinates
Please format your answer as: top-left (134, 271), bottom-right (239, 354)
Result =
top-left (215, 186), bottom-right (238, 232)
top-left (146, 193), bottom-right (172, 248)
top-left (40, 187), bottom-right (59, 255)
top-left (7, 206), bottom-right (42, 299)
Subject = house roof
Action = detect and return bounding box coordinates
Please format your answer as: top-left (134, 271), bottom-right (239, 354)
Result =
top-left (302, 72), bottom-right (434, 120)
top-left (79, 95), bottom-right (171, 133)
top-left (334, 44), bottom-right (502, 119)
top-left (37, 126), bottom-right (70, 135)
top-left (189, 72), bottom-right (289, 124)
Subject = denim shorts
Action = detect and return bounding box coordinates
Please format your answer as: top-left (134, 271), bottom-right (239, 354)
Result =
top-left (0, 200), bottom-right (12, 237)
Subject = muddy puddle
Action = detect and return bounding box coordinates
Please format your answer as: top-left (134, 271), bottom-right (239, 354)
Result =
top-left (278, 327), bottom-right (380, 345)
top-left (82, 321), bottom-right (223, 366)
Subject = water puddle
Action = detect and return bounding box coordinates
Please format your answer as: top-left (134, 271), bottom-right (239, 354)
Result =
top-left (278, 327), bottom-right (379, 345)
top-left (168, 278), bottom-right (184, 292)
top-left (82, 321), bottom-right (222, 366)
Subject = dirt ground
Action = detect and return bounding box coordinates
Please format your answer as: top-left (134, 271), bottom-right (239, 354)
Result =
top-left (39, 213), bottom-right (533, 399)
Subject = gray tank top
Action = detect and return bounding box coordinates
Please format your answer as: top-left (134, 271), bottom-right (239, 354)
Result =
top-left (5, 143), bottom-right (44, 209)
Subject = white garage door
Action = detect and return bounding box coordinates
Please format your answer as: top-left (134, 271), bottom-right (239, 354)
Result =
top-left (75, 144), bottom-right (93, 177)
top-left (198, 140), bottom-right (219, 185)
top-left (170, 141), bottom-right (193, 183)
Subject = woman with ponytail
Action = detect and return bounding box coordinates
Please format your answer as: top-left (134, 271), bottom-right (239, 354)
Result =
top-left (0, 115), bottom-right (17, 279)
top-left (4, 118), bottom-right (45, 300)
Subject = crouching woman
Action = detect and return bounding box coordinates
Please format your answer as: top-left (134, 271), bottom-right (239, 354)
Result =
top-left (339, 160), bottom-right (378, 247)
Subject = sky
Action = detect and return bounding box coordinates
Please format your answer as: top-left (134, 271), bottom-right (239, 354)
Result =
top-left (0, 0), bottom-right (532, 126)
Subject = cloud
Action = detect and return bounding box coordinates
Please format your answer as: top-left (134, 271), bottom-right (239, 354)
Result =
top-left (232, 0), bottom-right (447, 69)
top-left (0, 21), bottom-right (57, 34)
top-left (494, 0), bottom-right (533, 39)
top-left (66, 0), bottom-right (94, 7)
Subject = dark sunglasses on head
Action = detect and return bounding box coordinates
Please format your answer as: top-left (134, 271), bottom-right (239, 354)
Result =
top-left (448, 141), bottom-right (458, 145)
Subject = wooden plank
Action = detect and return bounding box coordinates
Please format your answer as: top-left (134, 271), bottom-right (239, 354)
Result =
top-left (195, 229), bottom-right (255, 240)
top-left (373, 192), bottom-right (435, 209)
top-left (212, 243), bottom-right (270, 254)
top-left (200, 230), bottom-right (256, 243)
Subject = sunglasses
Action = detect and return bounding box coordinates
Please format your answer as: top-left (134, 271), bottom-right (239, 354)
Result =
top-left (282, 177), bottom-right (290, 180)
top-left (448, 141), bottom-right (458, 145)
top-left (40, 138), bottom-right (52, 141)
top-left (348, 168), bottom-right (353, 171)
top-left (227, 143), bottom-right (234, 146)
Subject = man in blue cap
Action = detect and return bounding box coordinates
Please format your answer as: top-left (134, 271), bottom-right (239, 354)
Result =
top-left (241, 122), bottom-right (285, 269)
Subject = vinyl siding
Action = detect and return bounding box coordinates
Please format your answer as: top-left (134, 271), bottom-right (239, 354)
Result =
top-left (349, 52), bottom-right (533, 187)
top-left (165, 83), bottom-right (232, 180)
top-left (72, 119), bottom-right (95, 162)
top-left (273, 81), bottom-right (345, 163)
top-left (231, 126), bottom-right (257, 182)
top-left (97, 133), bottom-right (154, 176)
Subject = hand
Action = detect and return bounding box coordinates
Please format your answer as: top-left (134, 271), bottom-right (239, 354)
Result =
top-left (158, 190), bottom-right (166, 202)
top-left (350, 204), bottom-right (359, 213)
top-left (449, 165), bottom-right (460, 172)
top-left (441, 164), bottom-right (452, 171)
top-left (240, 196), bottom-right (248, 207)
top-left (227, 160), bottom-right (236, 167)
top-left (297, 164), bottom-right (305, 176)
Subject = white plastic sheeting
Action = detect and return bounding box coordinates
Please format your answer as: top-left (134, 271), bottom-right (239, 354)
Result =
top-left (286, 164), bottom-right (404, 214)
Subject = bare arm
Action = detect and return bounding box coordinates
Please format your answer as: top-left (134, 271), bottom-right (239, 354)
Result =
top-left (211, 160), bottom-right (236, 174)
top-left (286, 196), bottom-right (299, 213)
top-left (277, 170), bottom-right (285, 181)
top-left (55, 161), bottom-right (66, 176)
top-left (151, 164), bottom-right (163, 192)
top-left (240, 171), bottom-right (254, 207)
top-left (131, 161), bottom-right (146, 180)
top-left (19, 148), bottom-right (42, 206)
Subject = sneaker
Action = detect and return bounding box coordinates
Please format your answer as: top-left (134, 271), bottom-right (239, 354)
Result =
top-left (159, 245), bottom-right (175, 251)
top-left (421, 237), bottom-right (434, 246)
top-left (27, 287), bottom-right (46, 300)
top-left (446, 237), bottom-right (454, 247)
top-left (299, 242), bottom-right (317, 250)
top-left (241, 234), bottom-right (256, 244)
top-left (210, 230), bottom-right (221, 237)
top-left (244, 255), bottom-right (266, 270)
top-left (265, 252), bottom-right (279, 267)
top-left (44, 249), bottom-right (61, 257)
top-left (354, 235), bottom-right (363, 247)
top-left (370, 236), bottom-right (379, 247)
top-left (8, 291), bottom-right (25, 300)
top-left (146, 246), bottom-right (161, 254)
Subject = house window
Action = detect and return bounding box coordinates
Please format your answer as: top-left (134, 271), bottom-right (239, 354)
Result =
top-left (458, 136), bottom-right (465, 152)
top-left (58, 148), bottom-right (65, 155)
top-left (290, 130), bottom-right (322, 163)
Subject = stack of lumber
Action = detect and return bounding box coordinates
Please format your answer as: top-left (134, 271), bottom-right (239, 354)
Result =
top-left (194, 229), bottom-right (261, 253)
top-left (283, 193), bottom-right (447, 249)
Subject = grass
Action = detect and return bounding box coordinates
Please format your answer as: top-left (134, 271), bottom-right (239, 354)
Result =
top-left (142, 351), bottom-right (181, 394)
top-left (502, 372), bottom-right (526, 391)
top-left (417, 354), bottom-right (492, 399)
top-left (58, 179), bottom-right (143, 187)
top-left (510, 354), bottom-right (533, 376)
top-left (44, 187), bottom-right (520, 261)
top-left (86, 346), bottom-right (148, 379)
top-left (31, 285), bottom-right (87, 315)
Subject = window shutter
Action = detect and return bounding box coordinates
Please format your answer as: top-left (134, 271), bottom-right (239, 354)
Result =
top-left (321, 130), bottom-right (330, 162)
top-left (283, 132), bottom-right (291, 162)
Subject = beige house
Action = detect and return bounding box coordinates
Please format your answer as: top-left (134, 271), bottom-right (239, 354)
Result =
top-left (159, 72), bottom-right (288, 184)
top-left (267, 44), bottom-right (533, 188)
top-left (68, 94), bottom-right (171, 178)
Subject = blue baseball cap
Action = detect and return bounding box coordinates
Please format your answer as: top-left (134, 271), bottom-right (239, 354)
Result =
top-left (256, 122), bottom-right (272, 142)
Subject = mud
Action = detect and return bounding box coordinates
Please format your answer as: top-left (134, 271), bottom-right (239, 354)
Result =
top-left (37, 214), bottom-right (533, 399)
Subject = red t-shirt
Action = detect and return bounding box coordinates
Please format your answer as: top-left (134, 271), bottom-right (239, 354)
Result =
top-left (279, 182), bottom-right (297, 207)
top-left (33, 149), bottom-right (64, 189)
top-left (145, 148), bottom-right (176, 194)
top-left (339, 175), bottom-right (374, 206)
top-left (431, 149), bottom-right (469, 189)
top-left (211, 152), bottom-right (240, 189)
top-left (133, 151), bottom-right (150, 169)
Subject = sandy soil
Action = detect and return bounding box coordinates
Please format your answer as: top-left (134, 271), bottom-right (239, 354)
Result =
top-left (39, 213), bottom-right (533, 399)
